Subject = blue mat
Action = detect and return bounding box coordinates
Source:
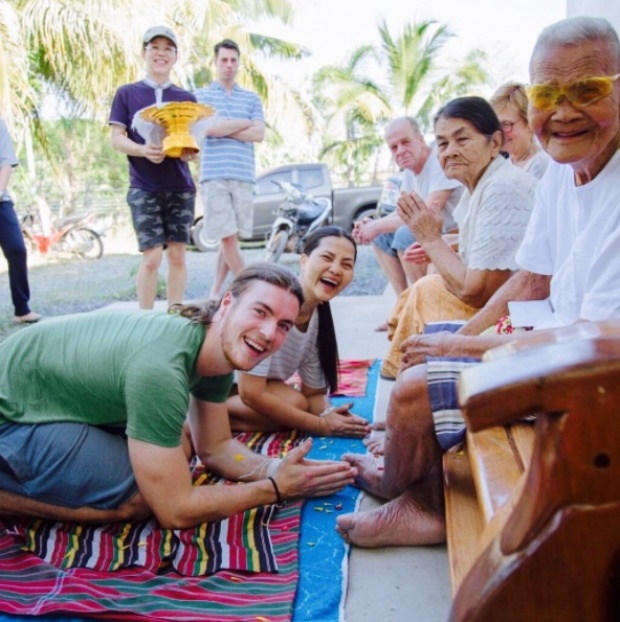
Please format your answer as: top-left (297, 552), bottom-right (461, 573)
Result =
top-left (293, 360), bottom-right (379, 622)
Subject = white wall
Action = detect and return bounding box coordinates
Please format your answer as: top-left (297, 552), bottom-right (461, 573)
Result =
top-left (567, 0), bottom-right (620, 35)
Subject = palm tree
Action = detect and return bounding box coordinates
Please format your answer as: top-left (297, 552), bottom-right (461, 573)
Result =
top-left (309, 18), bottom-right (489, 184)
top-left (311, 46), bottom-right (392, 185)
top-left (377, 19), bottom-right (488, 129)
top-left (1, 0), bottom-right (303, 206)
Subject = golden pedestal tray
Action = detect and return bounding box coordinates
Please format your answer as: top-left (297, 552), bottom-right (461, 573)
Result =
top-left (138, 102), bottom-right (215, 158)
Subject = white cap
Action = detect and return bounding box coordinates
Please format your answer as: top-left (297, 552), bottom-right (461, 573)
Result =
top-left (143, 25), bottom-right (178, 48)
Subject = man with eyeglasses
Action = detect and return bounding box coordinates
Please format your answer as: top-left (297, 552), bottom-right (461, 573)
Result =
top-left (109, 26), bottom-right (197, 310)
top-left (335, 15), bottom-right (620, 549)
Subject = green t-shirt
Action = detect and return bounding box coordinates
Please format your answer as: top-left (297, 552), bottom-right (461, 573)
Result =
top-left (0, 310), bottom-right (233, 448)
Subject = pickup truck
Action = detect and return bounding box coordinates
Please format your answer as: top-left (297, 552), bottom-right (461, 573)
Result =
top-left (191, 163), bottom-right (381, 251)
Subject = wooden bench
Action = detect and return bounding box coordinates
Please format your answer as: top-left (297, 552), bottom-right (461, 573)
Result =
top-left (443, 335), bottom-right (620, 621)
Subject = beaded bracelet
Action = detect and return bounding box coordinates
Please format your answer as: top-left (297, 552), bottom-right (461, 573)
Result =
top-left (268, 476), bottom-right (284, 506)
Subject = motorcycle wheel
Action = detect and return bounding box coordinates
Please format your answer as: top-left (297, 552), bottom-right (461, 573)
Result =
top-left (264, 229), bottom-right (289, 263)
top-left (191, 217), bottom-right (220, 252)
top-left (67, 228), bottom-right (104, 260)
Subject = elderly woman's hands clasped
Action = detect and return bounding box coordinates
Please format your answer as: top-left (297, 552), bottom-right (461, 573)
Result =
top-left (396, 191), bottom-right (444, 245)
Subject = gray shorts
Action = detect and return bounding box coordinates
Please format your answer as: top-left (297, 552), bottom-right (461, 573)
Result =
top-left (372, 225), bottom-right (416, 257)
top-left (200, 180), bottom-right (254, 239)
top-left (127, 188), bottom-right (195, 252)
top-left (0, 421), bottom-right (138, 510)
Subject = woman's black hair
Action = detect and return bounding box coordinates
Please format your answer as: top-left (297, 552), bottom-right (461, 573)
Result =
top-left (434, 96), bottom-right (502, 139)
top-left (301, 226), bottom-right (357, 393)
top-left (170, 261), bottom-right (304, 324)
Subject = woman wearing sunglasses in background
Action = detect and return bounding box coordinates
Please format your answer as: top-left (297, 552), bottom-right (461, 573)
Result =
top-left (226, 226), bottom-right (371, 438)
top-left (490, 82), bottom-right (549, 180)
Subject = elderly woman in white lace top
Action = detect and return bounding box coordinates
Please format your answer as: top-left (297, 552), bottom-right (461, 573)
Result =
top-left (380, 96), bottom-right (538, 379)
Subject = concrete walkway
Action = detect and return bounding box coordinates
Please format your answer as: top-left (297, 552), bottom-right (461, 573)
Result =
top-left (330, 291), bottom-right (452, 622)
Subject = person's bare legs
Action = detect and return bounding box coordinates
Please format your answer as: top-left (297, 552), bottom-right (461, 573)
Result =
top-left (136, 245), bottom-right (164, 309)
top-left (165, 242), bottom-right (187, 307)
top-left (373, 247), bottom-right (407, 296)
top-left (336, 364), bottom-right (446, 547)
top-left (209, 248), bottom-right (229, 299)
top-left (210, 234), bottom-right (244, 298)
top-left (0, 488), bottom-right (152, 524)
top-left (398, 250), bottom-right (427, 285)
top-left (372, 246), bottom-right (407, 331)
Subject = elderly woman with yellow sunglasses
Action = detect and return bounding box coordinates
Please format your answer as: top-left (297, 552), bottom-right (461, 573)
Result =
top-left (490, 82), bottom-right (549, 179)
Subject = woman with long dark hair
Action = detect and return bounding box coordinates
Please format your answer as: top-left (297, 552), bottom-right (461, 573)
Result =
top-left (227, 226), bottom-right (370, 438)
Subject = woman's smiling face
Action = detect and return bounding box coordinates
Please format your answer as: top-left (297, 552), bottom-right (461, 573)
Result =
top-left (300, 235), bottom-right (356, 304)
top-left (435, 116), bottom-right (502, 192)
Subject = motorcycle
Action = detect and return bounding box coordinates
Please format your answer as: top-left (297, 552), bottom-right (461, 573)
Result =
top-left (264, 180), bottom-right (332, 262)
top-left (21, 206), bottom-right (105, 260)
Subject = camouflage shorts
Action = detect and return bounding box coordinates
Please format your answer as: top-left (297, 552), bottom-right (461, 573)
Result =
top-left (127, 189), bottom-right (196, 251)
top-left (200, 180), bottom-right (254, 239)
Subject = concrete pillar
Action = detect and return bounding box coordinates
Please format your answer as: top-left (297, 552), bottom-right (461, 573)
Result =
top-left (567, 0), bottom-right (620, 35)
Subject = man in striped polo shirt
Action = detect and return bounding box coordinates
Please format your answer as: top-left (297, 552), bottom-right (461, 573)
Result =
top-left (195, 39), bottom-right (265, 299)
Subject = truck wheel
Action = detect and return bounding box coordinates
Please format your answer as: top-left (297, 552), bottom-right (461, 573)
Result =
top-left (265, 229), bottom-right (289, 263)
top-left (191, 218), bottom-right (220, 252)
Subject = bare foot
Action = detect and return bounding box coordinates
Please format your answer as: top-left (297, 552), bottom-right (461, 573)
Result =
top-left (336, 488), bottom-right (446, 548)
top-left (374, 321), bottom-right (388, 332)
top-left (341, 452), bottom-right (388, 499)
top-left (363, 431), bottom-right (385, 456)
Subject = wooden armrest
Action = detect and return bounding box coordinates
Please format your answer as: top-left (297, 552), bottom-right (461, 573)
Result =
top-left (458, 337), bottom-right (620, 432)
top-left (483, 318), bottom-right (620, 362)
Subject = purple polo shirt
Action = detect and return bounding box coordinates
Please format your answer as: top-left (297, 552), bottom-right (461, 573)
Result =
top-left (109, 81), bottom-right (196, 193)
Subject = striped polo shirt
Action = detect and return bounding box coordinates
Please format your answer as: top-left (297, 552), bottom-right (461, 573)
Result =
top-left (194, 82), bottom-right (264, 183)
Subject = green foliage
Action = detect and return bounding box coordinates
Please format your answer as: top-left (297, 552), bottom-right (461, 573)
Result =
top-left (0, 3), bottom-right (490, 207)
top-left (12, 118), bottom-right (128, 215)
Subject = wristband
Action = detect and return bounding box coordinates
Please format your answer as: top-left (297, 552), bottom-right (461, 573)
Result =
top-left (267, 458), bottom-right (282, 478)
top-left (268, 476), bottom-right (284, 506)
top-left (321, 405), bottom-right (335, 418)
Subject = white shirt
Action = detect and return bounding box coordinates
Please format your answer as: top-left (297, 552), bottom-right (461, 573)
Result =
top-left (247, 310), bottom-right (325, 388)
top-left (516, 149), bottom-right (620, 326)
top-left (453, 156), bottom-right (537, 271)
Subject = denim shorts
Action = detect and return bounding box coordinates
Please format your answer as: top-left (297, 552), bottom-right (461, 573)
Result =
top-left (372, 225), bottom-right (416, 257)
top-left (127, 188), bottom-right (195, 251)
top-left (0, 421), bottom-right (138, 510)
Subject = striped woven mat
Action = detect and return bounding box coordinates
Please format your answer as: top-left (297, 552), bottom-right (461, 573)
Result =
top-left (0, 360), bottom-right (375, 621)
top-left (0, 431), bottom-right (306, 621)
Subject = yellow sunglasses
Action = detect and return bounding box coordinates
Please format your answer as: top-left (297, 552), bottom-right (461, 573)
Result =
top-left (525, 74), bottom-right (620, 111)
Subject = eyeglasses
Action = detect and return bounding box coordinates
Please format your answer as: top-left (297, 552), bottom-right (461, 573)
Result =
top-left (525, 74), bottom-right (620, 111)
top-left (500, 120), bottom-right (522, 132)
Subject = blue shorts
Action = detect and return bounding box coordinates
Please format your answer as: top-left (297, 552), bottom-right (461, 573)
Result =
top-left (372, 226), bottom-right (416, 257)
top-left (0, 422), bottom-right (138, 510)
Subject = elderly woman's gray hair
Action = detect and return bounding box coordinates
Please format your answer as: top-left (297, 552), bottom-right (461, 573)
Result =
top-left (531, 16), bottom-right (620, 73)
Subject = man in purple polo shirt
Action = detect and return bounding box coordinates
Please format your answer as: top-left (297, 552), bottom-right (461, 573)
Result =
top-left (109, 26), bottom-right (196, 310)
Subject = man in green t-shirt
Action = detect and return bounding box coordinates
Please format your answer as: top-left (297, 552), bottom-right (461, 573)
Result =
top-left (0, 262), bottom-right (356, 528)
